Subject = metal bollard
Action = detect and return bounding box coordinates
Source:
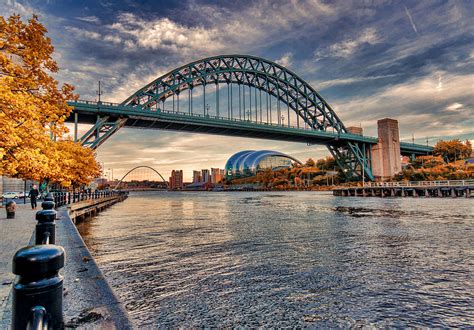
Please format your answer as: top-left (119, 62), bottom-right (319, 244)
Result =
top-left (12, 244), bottom-right (65, 330)
top-left (6, 200), bottom-right (16, 219)
top-left (35, 204), bottom-right (56, 245)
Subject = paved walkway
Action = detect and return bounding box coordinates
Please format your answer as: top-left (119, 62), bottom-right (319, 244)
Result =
top-left (0, 202), bottom-right (132, 328)
top-left (0, 203), bottom-right (37, 325)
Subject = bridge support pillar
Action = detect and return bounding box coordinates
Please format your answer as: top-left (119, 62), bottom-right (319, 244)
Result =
top-left (371, 118), bottom-right (402, 181)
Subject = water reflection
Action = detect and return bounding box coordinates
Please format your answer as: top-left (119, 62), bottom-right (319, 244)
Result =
top-left (77, 191), bottom-right (474, 327)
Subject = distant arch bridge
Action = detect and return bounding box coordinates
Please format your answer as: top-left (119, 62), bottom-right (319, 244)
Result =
top-left (113, 166), bottom-right (168, 190)
top-left (67, 55), bottom-right (432, 181)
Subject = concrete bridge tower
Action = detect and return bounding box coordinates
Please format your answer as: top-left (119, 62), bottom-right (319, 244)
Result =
top-left (372, 118), bottom-right (402, 181)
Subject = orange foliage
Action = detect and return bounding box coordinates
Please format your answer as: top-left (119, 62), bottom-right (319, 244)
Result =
top-left (0, 15), bottom-right (99, 186)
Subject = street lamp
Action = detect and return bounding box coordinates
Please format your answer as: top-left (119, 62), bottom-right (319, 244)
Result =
top-left (108, 168), bottom-right (114, 181)
top-left (281, 115), bottom-right (285, 126)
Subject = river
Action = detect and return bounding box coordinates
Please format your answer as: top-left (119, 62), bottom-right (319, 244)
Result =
top-left (77, 191), bottom-right (473, 327)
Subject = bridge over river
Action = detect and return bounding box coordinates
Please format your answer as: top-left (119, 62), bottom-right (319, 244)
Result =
top-left (67, 55), bottom-right (432, 181)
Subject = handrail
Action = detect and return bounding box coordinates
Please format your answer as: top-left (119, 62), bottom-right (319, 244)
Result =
top-left (51, 190), bottom-right (129, 208)
top-left (363, 180), bottom-right (474, 188)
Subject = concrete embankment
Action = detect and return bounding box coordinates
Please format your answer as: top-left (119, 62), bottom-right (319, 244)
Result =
top-left (0, 196), bottom-right (133, 329)
top-left (56, 207), bottom-right (133, 328)
top-left (68, 194), bottom-right (128, 224)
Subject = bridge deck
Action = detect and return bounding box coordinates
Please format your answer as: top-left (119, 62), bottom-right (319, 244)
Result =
top-left (67, 101), bottom-right (432, 155)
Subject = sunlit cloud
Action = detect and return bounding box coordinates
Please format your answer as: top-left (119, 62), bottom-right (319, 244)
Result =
top-left (314, 28), bottom-right (380, 59)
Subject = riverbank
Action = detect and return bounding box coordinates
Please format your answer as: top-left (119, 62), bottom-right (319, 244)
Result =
top-left (0, 198), bottom-right (132, 328)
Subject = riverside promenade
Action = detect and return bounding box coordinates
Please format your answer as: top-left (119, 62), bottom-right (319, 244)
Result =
top-left (0, 203), bottom-right (36, 327)
top-left (0, 198), bottom-right (132, 328)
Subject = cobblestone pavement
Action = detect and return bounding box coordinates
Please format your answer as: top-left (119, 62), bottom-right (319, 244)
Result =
top-left (0, 203), bottom-right (37, 325)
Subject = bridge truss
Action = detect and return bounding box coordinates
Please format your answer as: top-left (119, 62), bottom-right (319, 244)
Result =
top-left (68, 55), bottom-right (432, 181)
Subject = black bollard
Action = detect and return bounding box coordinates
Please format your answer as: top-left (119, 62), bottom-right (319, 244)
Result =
top-left (6, 200), bottom-right (16, 219)
top-left (12, 244), bottom-right (65, 330)
top-left (35, 207), bottom-right (56, 245)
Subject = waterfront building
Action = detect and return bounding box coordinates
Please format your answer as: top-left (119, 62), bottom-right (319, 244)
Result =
top-left (211, 168), bottom-right (223, 184)
top-left (169, 170), bottom-right (183, 190)
top-left (201, 169), bottom-right (210, 183)
top-left (0, 176), bottom-right (36, 195)
top-left (225, 150), bottom-right (302, 179)
top-left (192, 170), bottom-right (201, 183)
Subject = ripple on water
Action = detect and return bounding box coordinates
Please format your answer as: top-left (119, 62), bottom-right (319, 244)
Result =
top-left (77, 191), bottom-right (474, 327)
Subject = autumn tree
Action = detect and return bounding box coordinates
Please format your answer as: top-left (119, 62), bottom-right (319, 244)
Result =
top-left (316, 156), bottom-right (336, 170)
top-left (433, 139), bottom-right (472, 162)
top-left (0, 14), bottom-right (100, 187)
top-left (411, 155), bottom-right (444, 169)
top-left (305, 158), bottom-right (316, 167)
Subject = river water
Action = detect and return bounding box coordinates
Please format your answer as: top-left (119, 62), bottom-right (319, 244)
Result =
top-left (77, 191), bottom-right (473, 327)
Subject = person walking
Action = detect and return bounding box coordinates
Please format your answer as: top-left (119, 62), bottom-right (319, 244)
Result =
top-left (28, 185), bottom-right (39, 210)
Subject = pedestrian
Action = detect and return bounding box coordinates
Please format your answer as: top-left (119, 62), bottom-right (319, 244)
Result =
top-left (28, 184), bottom-right (39, 210)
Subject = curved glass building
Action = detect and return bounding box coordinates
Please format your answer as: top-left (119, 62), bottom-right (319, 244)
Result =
top-left (225, 150), bottom-right (302, 179)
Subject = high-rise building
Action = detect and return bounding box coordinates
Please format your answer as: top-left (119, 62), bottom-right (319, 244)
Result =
top-left (201, 169), bottom-right (210, 183)
top-left (192, 170), bottom-right (201, 183)
top-left (169, 170), bottom-right (183, 190)
top-left (211, 168), bottom-right (223, 184)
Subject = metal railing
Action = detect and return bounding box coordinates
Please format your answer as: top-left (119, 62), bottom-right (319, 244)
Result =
top-left (72, 99), bottom-right (347, 134)
top-left (364, 180), bottom-right (474, 188)
top-left (52, 190), bottom-right (128, 208)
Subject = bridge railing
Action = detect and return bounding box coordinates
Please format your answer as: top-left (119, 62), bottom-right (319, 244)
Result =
top-left (51, 190), bottom-right (128, 208)
top-left (72, 99), bottom-right (122, 107)
top-left (71, 99), bottom-right (339, 133)
top-left (364, 180), bottom-right (474, 188)
top-left (160, 108), bottom-right (331, 132)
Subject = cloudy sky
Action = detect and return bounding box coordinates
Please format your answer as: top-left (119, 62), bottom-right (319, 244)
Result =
top-left (2, 0), bottom-right (473, 180)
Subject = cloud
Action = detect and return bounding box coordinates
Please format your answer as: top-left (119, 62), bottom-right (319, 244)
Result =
top-left (444, 102), bottom-right (463, 112)
top-left (64, 0), bottom-right (342, 59)
top-left (65, 26), bottom-right (101, 40)
top-left (108, 14), bottom-right (223, 55)
top-left (1, 0), bottom-right (36, 17)
top-left (403, 5), bottom-right (419, 35)
top-left (315, 74), bottom-right (400, 89)
top-left (76, 15), bottom-right (100, 24)
top-left (332, 71), bottom-right (474, 139)
top-left (315, 28), bottom-right (380, 59)
top-left (275, 53), bottom-right (292, 68)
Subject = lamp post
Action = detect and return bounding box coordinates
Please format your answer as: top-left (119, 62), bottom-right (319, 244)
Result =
top-left (108, 168), bottom-right (114, 181)
top-left (281, 115), bottom-right (285, 127)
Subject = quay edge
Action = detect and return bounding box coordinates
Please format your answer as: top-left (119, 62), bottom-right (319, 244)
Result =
top-left (333, 181), bottom-right (473, 198)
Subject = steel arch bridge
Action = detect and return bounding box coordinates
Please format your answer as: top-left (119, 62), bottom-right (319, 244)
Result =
top-left (113, 166), bottom-right (168, 190)
top-left (67, 55), bottom-right (432, 181)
